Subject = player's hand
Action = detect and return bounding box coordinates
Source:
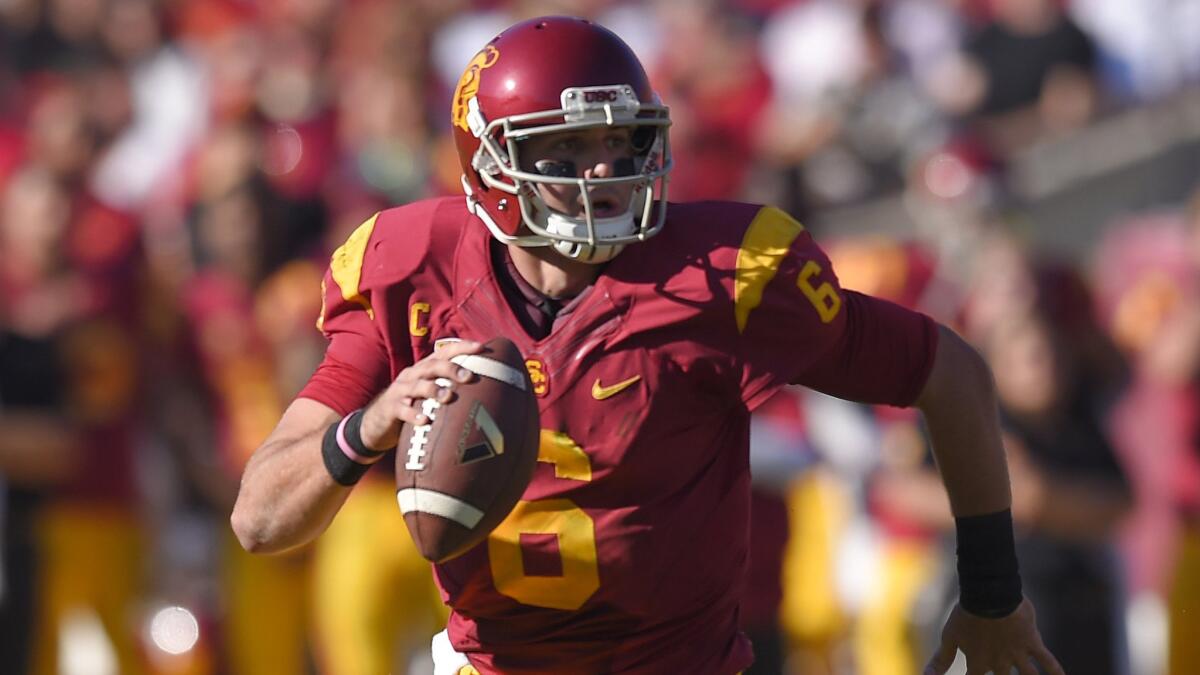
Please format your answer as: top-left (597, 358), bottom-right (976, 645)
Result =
top-left (924, 597), bottom-right (1064, 675)
top-left (359, 340), bottom-right (484, 451)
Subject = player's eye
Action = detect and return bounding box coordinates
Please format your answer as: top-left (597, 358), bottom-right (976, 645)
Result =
top-left (605, 134), bottom-right (630, 151)
top-left (552, 137), bottom-right (580, 154)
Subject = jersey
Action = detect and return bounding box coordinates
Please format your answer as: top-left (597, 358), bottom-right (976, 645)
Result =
top-left (299, 197), bottom-right (938, 674)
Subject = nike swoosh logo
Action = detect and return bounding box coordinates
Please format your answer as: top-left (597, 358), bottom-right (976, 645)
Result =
top-left (591, 375), bottom-right (641, 400)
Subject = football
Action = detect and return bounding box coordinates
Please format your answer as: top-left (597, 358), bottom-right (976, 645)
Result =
top-left (395, 337), bottom-right (540, 563)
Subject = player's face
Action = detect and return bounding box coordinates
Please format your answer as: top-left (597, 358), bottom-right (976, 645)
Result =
top-left (518, 126), bottom-right (637, 219)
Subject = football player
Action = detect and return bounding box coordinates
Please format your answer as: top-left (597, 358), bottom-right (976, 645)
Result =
top-left (231, 16), bottom-right (1063, 675)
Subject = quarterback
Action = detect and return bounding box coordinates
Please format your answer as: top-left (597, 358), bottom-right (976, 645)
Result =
top-left (232, 16), bottom-right (1064, 675)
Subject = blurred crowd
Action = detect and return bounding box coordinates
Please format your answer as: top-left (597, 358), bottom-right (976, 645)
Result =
top-left (0, 0), bottom-right (1198, 673)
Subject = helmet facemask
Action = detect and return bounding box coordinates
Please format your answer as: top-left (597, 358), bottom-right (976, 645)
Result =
top-left (463, 85), bottom-right (671, 264)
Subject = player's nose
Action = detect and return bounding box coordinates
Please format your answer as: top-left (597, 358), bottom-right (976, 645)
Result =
top-left (584, 161), bottom-right (612, 180)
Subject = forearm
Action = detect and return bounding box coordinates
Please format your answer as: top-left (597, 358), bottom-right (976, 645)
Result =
top-left (231, 399), bottom-right (350, 554)
top-left (916, 325), bottom-right (1011, 517)
top-left (230, 340), bottom-right (480, 554)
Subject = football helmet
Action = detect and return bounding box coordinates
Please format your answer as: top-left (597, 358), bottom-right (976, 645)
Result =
top-left (452, 16), bottom-right (672, 263)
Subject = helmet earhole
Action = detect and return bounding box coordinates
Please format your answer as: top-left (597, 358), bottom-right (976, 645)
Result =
top-left (631, 128), bottom-right (656, 153)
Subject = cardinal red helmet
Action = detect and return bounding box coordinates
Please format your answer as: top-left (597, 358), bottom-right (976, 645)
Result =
top-left (451, 16), bottom-right (672, 263)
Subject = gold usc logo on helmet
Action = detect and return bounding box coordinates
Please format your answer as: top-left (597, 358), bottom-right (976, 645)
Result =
top-left (452, 46), bottom-right (500, 132)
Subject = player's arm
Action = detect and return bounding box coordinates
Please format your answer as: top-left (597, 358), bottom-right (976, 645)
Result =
top-left (232, 208), bottom-right (481, 554)
top-left (230, 342), bottom-right (482, 554)
top-left (913, 325), bottom-right (1009, 517)
top-left (230, 398), bottom-right (344, 554)
top-left (913, 325), bottom-right (1063, 675)
top-left (802, 310), bottom-right (1064, 675)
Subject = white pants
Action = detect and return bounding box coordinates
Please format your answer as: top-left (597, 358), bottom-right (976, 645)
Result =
top-left (432, 629), bottom-right (472, 675)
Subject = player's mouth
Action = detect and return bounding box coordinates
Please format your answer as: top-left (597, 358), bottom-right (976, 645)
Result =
top-left (586, 195), bottom-right (624, 218)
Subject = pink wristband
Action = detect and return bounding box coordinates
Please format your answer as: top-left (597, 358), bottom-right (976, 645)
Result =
top-left (336, 412), bottom-right (382, 465)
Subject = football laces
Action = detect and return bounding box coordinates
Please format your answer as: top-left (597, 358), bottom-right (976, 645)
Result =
top-left (404, 378), bottom-right (451, 471)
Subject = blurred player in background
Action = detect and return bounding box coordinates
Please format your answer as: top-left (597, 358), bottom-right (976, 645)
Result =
top-left (1096, 186), bottom-right (1200, 675)
top-left (0, 157), bottom-right (148, 675)
top-left (0, 165), bottom-right (84, 675)
top-left (232, 16), bottom-right (1062, 675)
top-left (171, 176), bottom-right (317, 675)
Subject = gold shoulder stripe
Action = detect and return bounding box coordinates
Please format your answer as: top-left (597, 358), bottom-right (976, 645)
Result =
top-left (329, 212), bottom-right (379, 320)
top-left (734, 206), bottom-right (805, 334)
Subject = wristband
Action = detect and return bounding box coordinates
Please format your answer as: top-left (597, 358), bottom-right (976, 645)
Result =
top-left (955, 508), bottom-right (1023, 618)
top-left (321, 409), bottom-right (387, 486)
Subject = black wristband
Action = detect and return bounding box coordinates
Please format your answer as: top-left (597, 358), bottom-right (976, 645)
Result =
top-left (320, 409), bottom-right (386, 487)
top-left (955, 508), bottom-right (1023, 618)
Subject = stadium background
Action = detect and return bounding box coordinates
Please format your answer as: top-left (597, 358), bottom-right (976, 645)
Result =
top-left (0, 0), bottom-right (1197, 673)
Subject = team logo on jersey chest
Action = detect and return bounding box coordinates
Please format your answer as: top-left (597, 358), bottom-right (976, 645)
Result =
top-left (525, 358), bottom-right (548, 397)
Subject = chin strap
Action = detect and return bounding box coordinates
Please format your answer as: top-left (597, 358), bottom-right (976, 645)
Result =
top-left (550, 238), bottom-right (626, 264)
top-left (544, 210), bottom-right (634, 264)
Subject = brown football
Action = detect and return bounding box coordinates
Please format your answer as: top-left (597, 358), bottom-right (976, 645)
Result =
top-left (395, 337), bottom-right (540, 563)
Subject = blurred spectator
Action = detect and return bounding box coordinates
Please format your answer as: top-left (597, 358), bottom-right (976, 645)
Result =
top-left (170, 176), bottom-right (320, 674)
top-left (1095, 187), bottom-right (1200, 675)
top-left (757, 1), bottom-right (954, 215)
top-left (0, 158), bottom-right (150, 675)
top-left (934, 0), bottom-right (1099, 154)
top-left (90, 0), bottom-right (206, 211)
top-left (653, 2), bottom-right (771, 201)
top-left (1069, 0), bottom-right (1200, 103)
top-left (982, 310), bottom-right (1132, 675)
top-left (745, 387), bottom-right (820, 675)
top-left (0, 165), bottom-right (82, 675)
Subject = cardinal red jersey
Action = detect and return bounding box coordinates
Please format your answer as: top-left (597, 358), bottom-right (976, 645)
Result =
top-left (299, 196), bottom-right (938, 674)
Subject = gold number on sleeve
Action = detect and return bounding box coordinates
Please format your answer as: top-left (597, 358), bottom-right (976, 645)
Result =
top-left (797, 260), bottom-right (842, 324)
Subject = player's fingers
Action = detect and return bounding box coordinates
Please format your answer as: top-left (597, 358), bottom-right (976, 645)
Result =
top-left (401, 379), bottom-right (447, 406)
top-left (410, 354), bottom-right (477, 384)
top-left (1014, 655), bottom-right (1039, 675)
top-left (923, 640), bottom-right (957, 675)
top-left (966, 664), bottom-right (1018, 675)
top-left (392, 364), bottom-right (455, 397)
top-left (392, 398), bottom-right (429, 426)
top-left (1030, 642), bottom-right (1065, 675)
top-left (386, 383), bottom-right (441, 425)
top-left (990, 660), bottom-right (1017, 675)
top-left (435, 339), bottom-right (485, 358)
top-left (427, 340), bottom-right (485, 374)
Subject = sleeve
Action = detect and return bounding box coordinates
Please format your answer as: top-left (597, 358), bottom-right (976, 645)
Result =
top-left (794, 291), bottom-right (939, 406)
top-left (735, 206), bottom-right (938, 410)
top-left (296, 214), bottom-right (397, 415)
